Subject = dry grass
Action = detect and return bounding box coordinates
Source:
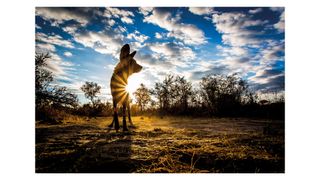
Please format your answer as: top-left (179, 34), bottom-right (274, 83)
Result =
top-left (36, 116), bottom-right (284, 173)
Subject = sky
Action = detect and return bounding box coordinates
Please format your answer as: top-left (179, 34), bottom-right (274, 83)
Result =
top-left (35, 7), bottom-right (285, 104)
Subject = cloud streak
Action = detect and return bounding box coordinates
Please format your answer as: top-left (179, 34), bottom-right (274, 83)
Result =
top-left (36, 7), bottom-right (93, 26)
top-left (143, 8), bottom-right (207, 45)
top-left (188, 7), bottom-right (215, 15)
top-left (103, 7), bottom-right (135, 24)
top-left (36, 32), bottom-right (74, 48)
top-left (73, 30), bottom-right (123, 57)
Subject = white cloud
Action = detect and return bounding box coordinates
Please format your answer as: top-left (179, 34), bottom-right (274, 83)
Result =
top-left (270, 7), bottom-right (284, 12)
top-left (103, 7), bottom-right (134, 24)
top-left (106, 19), bottom-right (115, 26)
top-left (64, 51), bottom-right (73, 57)
top-left (36, 43), bottom-right (56, 53)
top-left (36, 7), bottom-right (90, 26)
top-left (149, 43), bottom-right (175, 56)
top-left (36, 48), bottom-right (75, 81)
top-left (148, 42), bottom-right (195, 67)
top-left (105, 7), bottom-right (134, 18)
top-left (212, 12), bottom-right (267, 47)
top-left (134, 42), bottom-right (197, 80)
top-left (73, 30), bottom-right (123, 57)
top-left (115, 25), bottom-right (127, 33)
top-left (131, 41), bottom-right (146, 50)
top-left (155, 32), bottom-right (162, 39)
top-left (35, 24), bottom-right (41, 29)
top-left (149, 42), bottom-right (195, 59)
top-left (57, 81), bottom-right (88, 99)
top-left (210, 10), bottom-right (285, 92)
top-left (127, 30), bottom-right (149, 43)
top-left (274, 11), bottom-right (285, 33)
top-left (143, 8), bottom-right (207, 45)
top-left (36, 32), bottom-right (74, 48)
top-left (121, 16), bottom-right (133, 24)
top-left (138, 7), bottom-right (153, 16)
top-left (44, 55), bottom-right (64, 75)
top-left (62, 25), bottom-right (78, 35)
top-left (249, 8), bottom-right (263, 14)
top-left (222, 56), bottom-right (258, 74)
top-left (36, 36), bottom-right (77, 81)
top-left (248, 68), bottom-right (284, 92)
top-left (216, 45), bottom-right (248, 56)
top-left (214, 43), bottom-right (284, 91)
top-left (260, 40), bottom-right (284, 65)
top-left (188, 59), bottom-right (231, 82)
top-left (188, 7), bottom-right (215, 15)
top-left (136, 53), bottom-right (174, 71)
top-left (36, 41), bottom-right (77, 85)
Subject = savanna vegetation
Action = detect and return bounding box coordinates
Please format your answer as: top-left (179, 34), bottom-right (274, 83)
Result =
top-left (36, 53), bottom-right (284, 173)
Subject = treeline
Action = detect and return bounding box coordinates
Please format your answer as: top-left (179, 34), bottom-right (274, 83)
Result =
top-left (134, 74), bottom-right (284, 119)
top-left (36, 53), bottom-right (284, 123)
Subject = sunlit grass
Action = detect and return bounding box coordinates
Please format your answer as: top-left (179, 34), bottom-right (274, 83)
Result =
top-left (36, 116), bottom-right (284, 173)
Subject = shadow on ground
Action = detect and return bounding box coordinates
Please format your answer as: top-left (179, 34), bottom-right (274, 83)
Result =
top-left (36, 124), bottom-right (134, 173)
top-left (36, 116), bottom-right (284, 173)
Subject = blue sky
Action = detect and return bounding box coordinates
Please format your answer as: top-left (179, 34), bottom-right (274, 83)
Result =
top-left (35, 7), bottom-right (284, 104)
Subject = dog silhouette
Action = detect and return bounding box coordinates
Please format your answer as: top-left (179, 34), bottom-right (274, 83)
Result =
top-left (108, 44), bottom-right (142, 131)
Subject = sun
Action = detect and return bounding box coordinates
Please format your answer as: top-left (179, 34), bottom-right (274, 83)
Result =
top-left (125, 73), bottom-right (143, 97)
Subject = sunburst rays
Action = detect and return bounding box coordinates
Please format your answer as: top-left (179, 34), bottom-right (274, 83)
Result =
top-left (111, 70), bottom-right (130, 105)
top-left (111, 56), bottom-right (142, 106)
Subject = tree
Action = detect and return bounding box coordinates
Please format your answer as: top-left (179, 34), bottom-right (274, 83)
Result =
top-left (150, 74), bottom-right (175, 111)
top-left (151, 82), bottom-right (164, 110)
top-left (36, 53), bottom-right (78, 108)
top-left (190, 88), bottom-right (204, 108)
top-left (172, 76), bottom-right (192, 112)
top-left (133, 83), bottom-right (151, 111)
top-left (80, 81), bottom-right (101, 105)
top-left (36, 53), bottom-right (53, 107)
top-left (35, 53), bottom-right (78, 121)
top-left (150, 74), bottom-right (193, 114)
top-left (159, 74), bottom-right (175, 110)
top-left (199, 74), bottom-right (250, 115)
top-left (49, 86), bottom-right (78, 108)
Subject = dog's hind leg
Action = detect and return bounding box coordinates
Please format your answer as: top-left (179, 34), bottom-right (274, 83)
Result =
top-left (113, 108), bottom-right (119, 131)
top-left (127, 104), bottom-right (134, 126)
top-left (122, 103), bottom-right (129, 131)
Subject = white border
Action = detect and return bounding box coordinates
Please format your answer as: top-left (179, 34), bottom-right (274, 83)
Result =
top-left (34, 0), bottom-right (286, 7)
top-left (2, 0), bottom-right (320, 180)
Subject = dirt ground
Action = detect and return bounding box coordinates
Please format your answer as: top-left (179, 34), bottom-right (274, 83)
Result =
top-left (36, 116), bottom-right (284, 173)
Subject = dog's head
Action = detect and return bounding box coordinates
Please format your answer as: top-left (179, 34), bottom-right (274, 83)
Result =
top-left (119, 44), bottom-right (142, 74)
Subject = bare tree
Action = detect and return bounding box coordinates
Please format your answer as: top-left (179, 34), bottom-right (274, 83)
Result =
top-left (173, 76), bottom-right (192, 112)
top-left (36, 53), bottom-right (53, 93)
top-left (134, 83), bottom-right (151, 111)
top-left (151, 74), bottom-right (175, 111)
top-left (80, 81), bottom-right (101, 105)
top-left (36, 53), bottom-right (53, 108)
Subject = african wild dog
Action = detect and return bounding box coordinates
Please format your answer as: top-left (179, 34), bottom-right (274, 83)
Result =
top-left (108, 44), bottom-right (142, 131)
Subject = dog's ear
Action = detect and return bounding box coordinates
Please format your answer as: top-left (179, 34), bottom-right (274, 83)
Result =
top-left (129, 51), bottom-right (136, 58)
top-left (120, 44), bottom-right (130, 60)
